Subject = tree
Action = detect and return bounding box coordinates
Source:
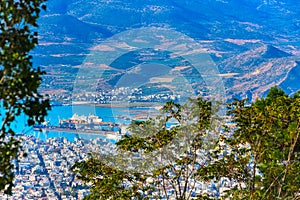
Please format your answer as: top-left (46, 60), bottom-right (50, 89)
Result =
top-left (0, 0), bottom-right (50, 194)
top-left (216, 86), bottom-right (300, 199)
top-left (72, 87), bottom-right (300, 199)
top-left (72, 97), bottom-right (223, 199)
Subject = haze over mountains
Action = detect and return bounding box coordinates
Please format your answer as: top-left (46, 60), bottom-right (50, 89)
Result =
top-left (34, 0), bottom-right (300, 101)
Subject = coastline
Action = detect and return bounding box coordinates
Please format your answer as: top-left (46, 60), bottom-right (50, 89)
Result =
top-left (33, 127), bottom-right (122, 140)
top-left (65, 102), bottom-right (165, 108)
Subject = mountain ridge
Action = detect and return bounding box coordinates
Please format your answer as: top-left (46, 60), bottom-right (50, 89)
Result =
top-left (35, 0), bottom-right (300, 100)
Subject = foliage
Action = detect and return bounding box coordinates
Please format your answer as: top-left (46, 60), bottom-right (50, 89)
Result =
top-left (218, 86), bottom-right (300, 199)
top-left (0, 0), bottom-right (50, 194)
top-left (72, 87), bottom-right (300, 199)
top-left (72, 98), bottom-right (222, 199)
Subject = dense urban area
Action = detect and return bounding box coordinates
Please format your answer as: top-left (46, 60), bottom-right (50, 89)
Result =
top-left (47, 87), bottom-right (181, 106)
top-left (0, 135), bottom-right (115, 200)
top-left (0, 134), bottom-right (237, 200)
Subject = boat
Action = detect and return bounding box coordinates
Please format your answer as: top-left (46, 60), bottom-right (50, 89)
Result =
top-left (34, 114), bottom-right (122, 136)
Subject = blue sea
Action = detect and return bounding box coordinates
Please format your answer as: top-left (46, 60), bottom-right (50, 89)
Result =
top-left (9, 105), bottom-right (155, 142)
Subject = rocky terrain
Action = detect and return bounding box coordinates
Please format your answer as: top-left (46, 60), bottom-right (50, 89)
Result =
top-left (34, 0), bottom-right (300, 101)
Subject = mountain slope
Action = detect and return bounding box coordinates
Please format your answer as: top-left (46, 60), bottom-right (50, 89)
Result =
top-left (36, 0), bottom-right (300, 99)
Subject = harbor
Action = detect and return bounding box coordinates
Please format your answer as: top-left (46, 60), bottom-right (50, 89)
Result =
top-left (33, 113), bottom-right (124, 140)
top-left (25, 105), bottom-right (156, 142)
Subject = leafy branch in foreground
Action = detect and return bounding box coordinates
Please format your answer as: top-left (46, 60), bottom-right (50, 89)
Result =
top-left (220, 87), bottom-right (300, 199)
top-left (72, 97), bottom-right (222, 199)
top-left (72, 87), bottom-right (300, 199)
top-left (0, 0), bottom-right (50, 194)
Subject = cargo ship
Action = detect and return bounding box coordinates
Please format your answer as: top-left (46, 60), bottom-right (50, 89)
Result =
top-left (33, 114), bottom-right (122, 137)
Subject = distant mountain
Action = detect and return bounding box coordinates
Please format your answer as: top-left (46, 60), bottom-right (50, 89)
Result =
top-left (279, 61), bottom-right (300, 95)
top-left (35, 0), bottom-right (300, 100)
top-left (220, 44), bottom-right (296, 100)
top-left (262, 45), bottom-right (292, 59)
top-left (38, 14), bottom-right (112, 42)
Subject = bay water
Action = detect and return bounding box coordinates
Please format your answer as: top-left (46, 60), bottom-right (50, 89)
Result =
top-left (9, 105), bottom-right (154, 142)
